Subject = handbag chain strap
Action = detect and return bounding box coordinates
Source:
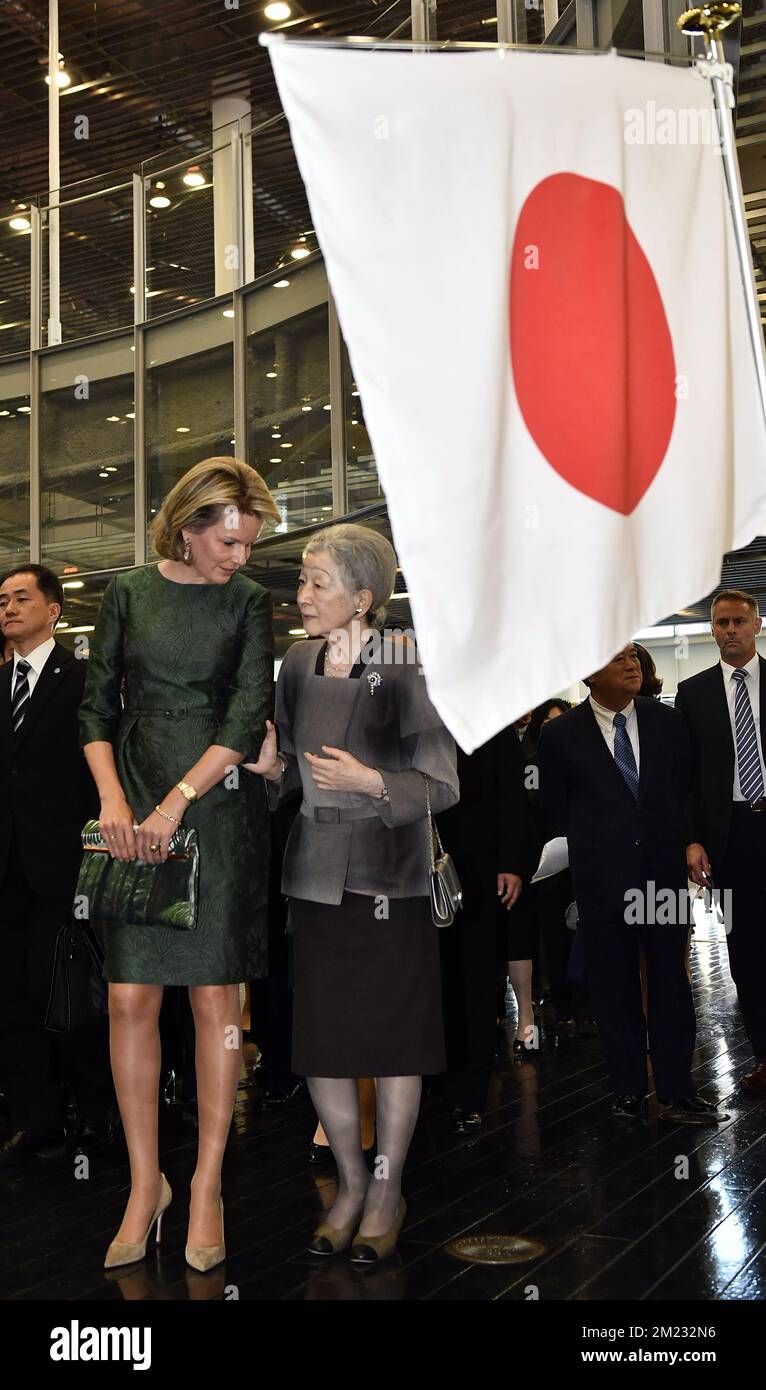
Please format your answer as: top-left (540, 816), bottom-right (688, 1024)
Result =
top-left (422, 772), bottom-right (446, 870)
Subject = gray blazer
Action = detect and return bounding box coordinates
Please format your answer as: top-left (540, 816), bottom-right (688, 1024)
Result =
top-left (269, 635), bottom-right (459, 905)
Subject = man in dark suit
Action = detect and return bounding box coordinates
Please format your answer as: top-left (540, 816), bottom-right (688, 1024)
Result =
top-left (538, 644), bottom-right (724, 1123)
top-left (675, 588), bottom-right (766, 1091)
top-left (0, 564), bottom-right (113, 1165)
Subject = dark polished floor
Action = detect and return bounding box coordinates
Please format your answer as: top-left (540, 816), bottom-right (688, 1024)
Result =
top-left (1, 929), bottom-right (765, 1302)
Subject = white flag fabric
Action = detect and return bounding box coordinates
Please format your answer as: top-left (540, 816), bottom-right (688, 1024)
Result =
top-left (267, 43), bottom-right (766, 752)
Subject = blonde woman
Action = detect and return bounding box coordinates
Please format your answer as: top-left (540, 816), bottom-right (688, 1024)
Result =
top-left (80, 457), bottom-right (279, 1273)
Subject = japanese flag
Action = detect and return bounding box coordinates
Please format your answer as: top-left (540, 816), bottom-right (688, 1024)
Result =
top-left (266, 42), bottom-right (766, 752)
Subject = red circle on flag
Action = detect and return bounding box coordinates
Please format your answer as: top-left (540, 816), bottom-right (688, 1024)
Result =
top-left (510, 173), bottom-right (677, 516)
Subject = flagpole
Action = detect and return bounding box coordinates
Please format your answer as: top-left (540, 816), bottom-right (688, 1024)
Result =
top-left (258, 32), bottom-right (694, 65)
top-left (678, 4), bottom-right (766, 437)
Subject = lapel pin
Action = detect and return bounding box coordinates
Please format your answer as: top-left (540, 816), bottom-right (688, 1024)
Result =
top-left (366, 671), bottom-right (382, 696)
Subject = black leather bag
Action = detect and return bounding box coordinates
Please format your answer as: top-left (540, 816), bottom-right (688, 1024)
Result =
top-left (45, 919), bottom-right (108, 1033)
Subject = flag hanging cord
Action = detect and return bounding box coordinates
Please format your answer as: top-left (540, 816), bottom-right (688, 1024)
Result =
top-left (259, 33), bottom-right (695, 65)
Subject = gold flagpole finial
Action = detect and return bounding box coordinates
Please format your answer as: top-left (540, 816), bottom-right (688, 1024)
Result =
top-left (677, 3), bottom-right (742, 38)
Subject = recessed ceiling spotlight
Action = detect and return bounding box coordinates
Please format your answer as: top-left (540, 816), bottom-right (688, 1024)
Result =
top-left (265, 2), bottom-right (292, 20)
top-left (274, 279), bottom-right (290, 289)
top-left (290, 241), bottom-right (310, 260)
top-left (149, 181), bottom-right (170, 209)
top-left (45, 56), bottom-right (71, 88)
top-left (9, 205), bottom-right (31, 232)
top-left (222, 308), bottom-right (235, 318)
top-left (107, 415), bottom-right (120, 422)
top-left (266, 368), bottom-right (278, 379)
top-left (98, 470), bottom-right (109, 478)
top-left (126, 412), bottom-right (135, 419)
top-left (176, 426), bottom-right (190, 433)
top-left (183, 165), bottom-right (206, 188)
top-left (17, 406), bottom-right (31, 414)
top-left (62, 580), bottom-right (84, 589)
top-left (269, 457), bottom-right (281, 463)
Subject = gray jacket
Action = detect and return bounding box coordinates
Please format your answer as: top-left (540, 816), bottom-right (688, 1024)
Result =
top-left (269, 635), bottom-right (459, 905)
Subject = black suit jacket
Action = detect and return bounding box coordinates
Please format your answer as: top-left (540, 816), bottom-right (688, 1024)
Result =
top-left (0, 642), bottom-right (98, 900)
top-left (438, 725), bottom-right (534, 888)
top-left (674, 657), bottom-right (766, 869)
top-left (537, 697), bottom-right (690, 922)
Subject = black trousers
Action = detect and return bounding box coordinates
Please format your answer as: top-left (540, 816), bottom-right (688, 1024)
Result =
top-left (580, 908), bottom-right (696, 1099)
top-left (0, 843), bottom-right (113, 1133)
top-left (716, 805), bottom-right (766, 1062)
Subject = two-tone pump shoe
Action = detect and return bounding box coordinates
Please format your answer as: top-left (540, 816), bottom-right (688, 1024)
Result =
top-left (350, 1199), bottom-right (407, 1267)
top-left (104, 1174), bottom-right (173, 1269)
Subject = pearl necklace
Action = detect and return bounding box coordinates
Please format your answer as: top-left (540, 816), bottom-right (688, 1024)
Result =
top-left (324, 647), bottom-right (352, 677)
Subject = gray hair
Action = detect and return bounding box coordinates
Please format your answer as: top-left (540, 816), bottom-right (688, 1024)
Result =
top-left (303, 523), bottom-right (397, 630)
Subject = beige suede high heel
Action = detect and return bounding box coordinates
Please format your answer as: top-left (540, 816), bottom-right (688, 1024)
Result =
top-left (185, 1198), bottom-right (226, 1273)
top-left (104, 1174), bottom-right (173, 1269)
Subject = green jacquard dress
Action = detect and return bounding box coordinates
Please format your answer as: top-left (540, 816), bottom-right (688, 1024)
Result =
top-left (78, 565), bottom-right (273, 986)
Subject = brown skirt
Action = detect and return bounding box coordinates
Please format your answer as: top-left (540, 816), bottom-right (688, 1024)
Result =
top-left (290, 891), bottom-right (446, 1078)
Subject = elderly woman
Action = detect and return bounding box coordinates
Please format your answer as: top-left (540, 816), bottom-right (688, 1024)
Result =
top-left (248, 523), bottom-right (459, 1264)
top-left (80, 456), bottom-right (279, 1273)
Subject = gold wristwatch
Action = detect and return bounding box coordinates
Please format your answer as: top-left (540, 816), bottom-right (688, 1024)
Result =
top-left (176, 780), bottom-right (198, 803)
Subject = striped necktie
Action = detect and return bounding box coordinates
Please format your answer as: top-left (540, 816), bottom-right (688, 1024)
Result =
top-left (732, 667), bottom-right (765, 803)
top-left (12, 658), bottom-right (32, 734)
top-left (613, 711), bottom-right (639, 799)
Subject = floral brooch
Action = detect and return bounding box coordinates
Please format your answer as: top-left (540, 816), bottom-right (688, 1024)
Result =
top-left (366, 671), bottom-right (382, 696)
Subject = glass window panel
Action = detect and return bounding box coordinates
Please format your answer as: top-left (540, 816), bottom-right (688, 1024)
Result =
top-left (53, 567), bottom-right (133, 657)
top-left (40, 336), bottom-right (135, 575)
top-left (1, 206), bottom-right (32, 357)
top-left (245, 261), bottom-right (332, 533)
top-left (41, 181), bottom-right (134, 343)
top-left (0, 362), bottom-right (31, 574)
top-left (145, 301), bottom-right (234, 538)
top-left (342, 340), bottom-right (383, 514)
top-left (143, 148), bottom-right (219, 318)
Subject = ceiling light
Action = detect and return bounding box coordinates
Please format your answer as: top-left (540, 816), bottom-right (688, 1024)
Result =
top-left (266, 369), bottom-right (278, 379)
top-left (222, 308), bottom-right (235, 318)
top-left (107, 415), bottom-right (120, 422)
top-left (67, 625), bottom-right (95, 634)
top-left (183, 165), bottom-right (206, 188)
top-left (9, 205), bottom-right (31, 232)
top-left (265, 2), bottom-right (292, 19)
top-left (149, 181), bottom-right (170, 209)
top-left (323, 404), bottom-right (331, 411)
top-left (45, 66), bottom-right (71, 89)
top-left (272, 432), bottom-right (281, 439)
top-left (290, 243), bottom-right (310, 260)
top-left (289, 628), bottom-right (307, 637)
top-left (274, 279), bottom-right (290, 289)
top-left (351, 389), bottom-right (359, 397)
top-left (62, 580), bottom-right (84, 589)
top-left (98, 470), bottom-right (109, 478)
top-left (176, 426), bottom-right (190, 433)
top-left (57, 622), bottom-right (69, 629)
top-left (301, 404), bottom-right (312, 412)
top-left (17, 406), bottom-right (31, 413)
top-left (105, 466), bottom-right (117, 472)
top-left (126, 412), bottom-right (135, 419)
top-left (269, 457), bottom-right (281, 463)
top-left (321, 505), bottom-right (332, 511)
top-left (0, 410), bottom-right (10, 417)
top-left (280, 442), bottom-right (293, 448)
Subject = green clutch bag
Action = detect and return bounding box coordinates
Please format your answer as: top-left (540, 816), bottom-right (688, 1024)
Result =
top-left (77, 820), bottom-right (200, 931)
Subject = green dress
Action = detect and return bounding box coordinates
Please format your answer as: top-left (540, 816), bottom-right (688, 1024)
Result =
top-left (79, 565), bottom-right (273, 986)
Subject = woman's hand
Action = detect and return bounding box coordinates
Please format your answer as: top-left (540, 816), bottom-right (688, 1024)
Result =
top-left (243, 720), bottom-right (283, 780)
top-left (100, 796), bottom-right (138, 861)
top-left (135, 809), bottom-right (177, 865)
top-left (497, 872), bottom-right (522, 911)
top-left (304, 746), bottom-right (380, 795)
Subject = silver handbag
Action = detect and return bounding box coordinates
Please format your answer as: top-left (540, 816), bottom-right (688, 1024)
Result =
top-left (422, 773), bottom-right (463, 928)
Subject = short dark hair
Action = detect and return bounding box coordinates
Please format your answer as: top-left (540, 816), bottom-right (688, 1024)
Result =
top-left (527, 698), bottom-right (572, 748)
top-left (0, 564), bottom-right (65, 622)
top-left (633, 642), bottom-right (663, 699)
top-left (710, 588), bottom-right (759, 622)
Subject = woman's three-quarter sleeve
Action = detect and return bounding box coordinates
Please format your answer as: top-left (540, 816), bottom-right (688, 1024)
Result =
top-left (214, 585), bottom-right (274, 755)
top-left (79, 575), bottom-right (125, 747)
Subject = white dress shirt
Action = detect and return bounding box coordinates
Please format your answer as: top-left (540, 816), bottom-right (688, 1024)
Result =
top-left (12, 636), bottom-right (56, 698)
top-left (719, 653), bottom-right (766, 801)
top-left (589, 694), bottom-right (641, 775)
